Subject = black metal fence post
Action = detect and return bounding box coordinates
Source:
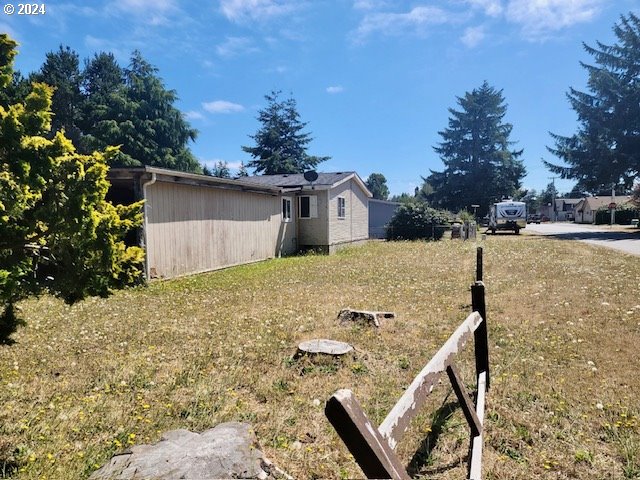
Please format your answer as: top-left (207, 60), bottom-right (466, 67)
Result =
top-left (471, 281), bottom-right (489, 390)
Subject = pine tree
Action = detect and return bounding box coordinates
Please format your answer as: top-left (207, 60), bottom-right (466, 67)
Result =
top-left (0, 35), bottom-right (144, 343)
top-left (237, 161), bottom-right (249, 177)
top-left (34, 49), bottom-right (201, 173)
top-left (211, 160), bottom-right (230, 178)
top-left (30, 45), bottom-right (83, 146)
top-left (426, 81), bottom-right (525, 215)
top-left (546, 12), bottom-right (640, 192)
top-left (77, 52), bottom-right (124, 155)
top-left (365, 173), bottom-right (389, 200)
top-left (242, 90), bottom-right (329, 174)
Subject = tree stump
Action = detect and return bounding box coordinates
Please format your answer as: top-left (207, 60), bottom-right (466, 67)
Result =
top-left (337, 309), bottom-right (395, 327)
top-left (296, 339), bottom-right (354, 357)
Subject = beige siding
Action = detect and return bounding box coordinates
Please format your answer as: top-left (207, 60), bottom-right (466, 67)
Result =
top-left (297, 191), bottom-right (329, 247)
top-left (328, 179), bottom-right (369, 245)
top-left (145, 181), bottom-right (296, 279)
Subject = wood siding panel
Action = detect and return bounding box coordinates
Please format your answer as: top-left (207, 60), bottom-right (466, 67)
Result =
top-left (297, 191), bottom-right (329, 247)
top-left (329, 179), bottom-right (369, 245)
top-left (145, 182), bottom-right (296, 279)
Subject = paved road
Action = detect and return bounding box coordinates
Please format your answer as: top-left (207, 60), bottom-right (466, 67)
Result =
top-left (524, 222), bottom-right (640, 256)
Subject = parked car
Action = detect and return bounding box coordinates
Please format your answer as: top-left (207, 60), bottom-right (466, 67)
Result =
top-left (527, 214), bottom-right (541, 224)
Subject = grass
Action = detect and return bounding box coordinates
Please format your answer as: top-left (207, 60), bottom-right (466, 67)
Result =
top-left (1, 235), bottom-right (639, 479)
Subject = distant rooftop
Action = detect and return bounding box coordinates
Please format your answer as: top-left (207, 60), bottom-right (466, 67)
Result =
top-left (246, 172), bottom-right (355, 188)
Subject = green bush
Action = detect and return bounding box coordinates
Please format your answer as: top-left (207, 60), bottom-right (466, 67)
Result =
top-left (386, 203), bottom-right (450, 240)
top-left (595, 206), bottom-right (640, 225)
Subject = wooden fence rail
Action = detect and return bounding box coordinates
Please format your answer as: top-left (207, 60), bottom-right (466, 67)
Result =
top-left (325, 247), bottom-right (489, 479)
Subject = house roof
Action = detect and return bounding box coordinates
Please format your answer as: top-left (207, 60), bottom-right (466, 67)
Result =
top-left (555, 198), bottom-right (583, 207)
top-left (108, 166), bottom-right (282, 195)
top-left (247, 172), bottom-right (373, 197)
top-left (575, 196), bottom-right (632, 211)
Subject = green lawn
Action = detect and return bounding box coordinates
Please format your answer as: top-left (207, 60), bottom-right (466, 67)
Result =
top-left (1, 237), bottom-right (639, 479)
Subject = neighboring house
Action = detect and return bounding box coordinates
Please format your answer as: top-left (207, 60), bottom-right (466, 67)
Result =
top-left (246, 172), bottom-right (372, 253)
top-left (573, 196), bottom-right (632, 224)
top-left (107, 168), bottom-right (371, 280)
top-left (555, 198), bottom-right (583, 221)
top-left (539, 198), bottom-right (582, 221)
top-left (368, 199), bottom-right (401, 239)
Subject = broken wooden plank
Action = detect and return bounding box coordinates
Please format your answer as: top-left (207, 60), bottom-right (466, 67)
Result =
top-left (468, 371), bottom-right (487, 480)
top-left (379, 311), bottom-right (483, 449)
top-left (446, 363), bottom-right (482, 438)
top-left (325, 389), bottom-right (410, 480)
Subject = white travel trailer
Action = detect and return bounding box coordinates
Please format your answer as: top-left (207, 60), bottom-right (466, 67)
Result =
top-left (489, 200), bottom-right (527, 234)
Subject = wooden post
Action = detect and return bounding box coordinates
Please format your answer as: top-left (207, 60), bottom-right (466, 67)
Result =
top-left (468, 371), bottom-right (487, 480)
top-left (446, 364), bottom-right (482, 438)
top-left (325, 390), bottom-right (410, 480)
top-left (476, 247), bottom-right (483, 282)
top-left (471, 281), bottom-right (489, 390)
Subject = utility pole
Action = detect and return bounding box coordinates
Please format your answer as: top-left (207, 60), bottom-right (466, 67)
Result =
top-left (611, 183), bottom-right (616, 226)
top-left (548, 176), bottom-right (558, 222)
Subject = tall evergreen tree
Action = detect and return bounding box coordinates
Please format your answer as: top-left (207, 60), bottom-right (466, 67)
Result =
top-left (365, 173), bottom-right (389, 200)
top-left (237, 161), bottom-right (249, 177)
top-left (78, 52), bottom-right (125, 155)
top-left (34, 49), bottom-right (200, 172)
top-left (30, 45), bottom-right (83, 146)
top-left (242, 90), bottom-right (329, 174)
top-left (211, 160), bottom-right (231, 178)
top-left (546, 12), bottom-right (640, 192)
top-left (117, 51), bottom-right (200, 172)
top-left (425, 81), bottom-right (525, 215)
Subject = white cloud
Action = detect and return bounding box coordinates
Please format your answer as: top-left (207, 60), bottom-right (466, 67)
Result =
top-left (326, 85), bottom-right (345, 94)
top-left (466, 0), bottom-right (503, 17)
top-left (184, 110), bottom-right (206, 121)
top-left (220, 0), bottom-right (299, 23)
top-left (461, 25), bottom-right (486, 47)
top-left (108, 0), bottom-right (178, 25)
top-left (353, 0), bottom-right (388, 10)
top-left (505, 0), bottom-right (605, 39)
top-left (216, 36), bottom-right (259, 57)
top-left (353, 6), bottom-right (453, 43)
top-left (202, 100), bottom-right (245, 114)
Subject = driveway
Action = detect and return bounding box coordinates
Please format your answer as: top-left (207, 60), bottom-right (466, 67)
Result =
top-left (524, 222), bottom-right (640, 256)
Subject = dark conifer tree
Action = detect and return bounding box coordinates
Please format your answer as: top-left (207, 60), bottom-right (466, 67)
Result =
top-left (546, 12), bottom-right (640, 192)
top-left (425, 81), bottom-right (525, 215)
top-left (243, 90), bottom-right (329, 174)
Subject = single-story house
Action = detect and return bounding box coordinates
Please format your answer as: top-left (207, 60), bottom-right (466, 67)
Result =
top-left (539, 198), bottom-right (582, 221)
top-left (555, 198), bottom-right (583, 221)
top-left (368, 199), bottom-right (401, 239)
top-left (107, 167), bottom-right (371, 280)
top-left (245, 172), bottom-right (372, 253)
top-left (573, 196), bottom-right (632, 224)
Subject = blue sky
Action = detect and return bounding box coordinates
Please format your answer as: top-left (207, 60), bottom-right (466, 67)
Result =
top-left (3, 0), bottom-right (638, 196)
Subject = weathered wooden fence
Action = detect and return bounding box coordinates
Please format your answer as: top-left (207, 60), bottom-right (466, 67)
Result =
top-left (325, 247), bottom-right (489, 479)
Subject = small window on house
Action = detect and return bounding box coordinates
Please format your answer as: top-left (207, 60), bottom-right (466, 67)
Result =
top-left (282, 197), bottom-right (292, 222)
top-left (299, 195), bottom-right (318, 218)
top-left (337, 197), bottom-right (346, 218)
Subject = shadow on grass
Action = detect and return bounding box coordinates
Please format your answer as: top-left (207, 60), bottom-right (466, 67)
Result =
top-left (406, 399), bottom-right (461, 477)
top-left (0, 305), bottom-right (23, 346)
